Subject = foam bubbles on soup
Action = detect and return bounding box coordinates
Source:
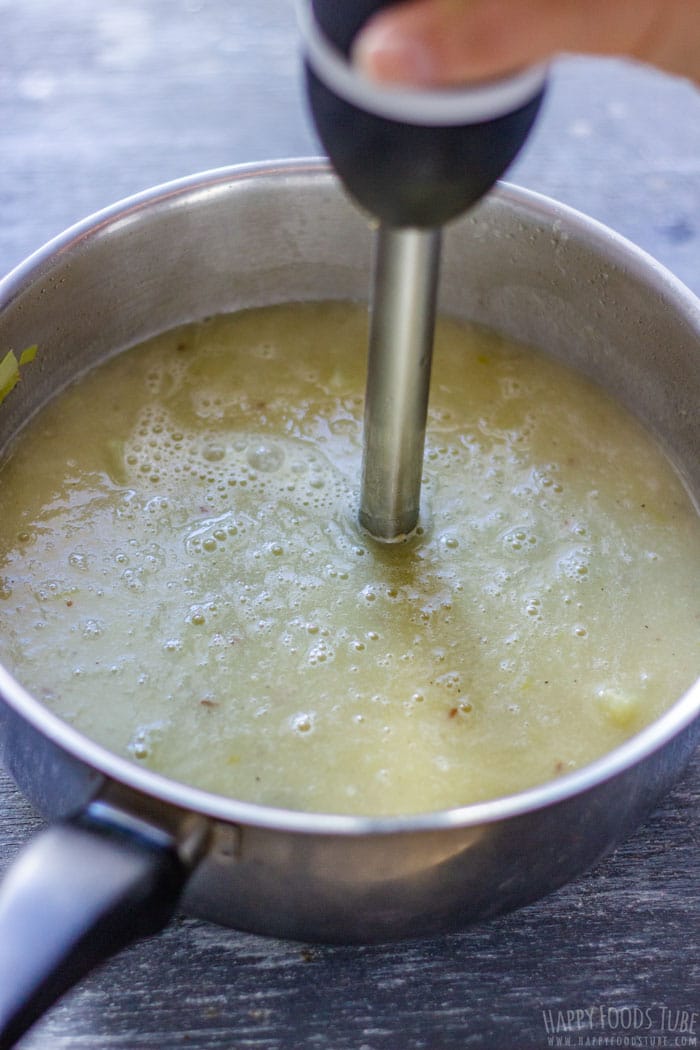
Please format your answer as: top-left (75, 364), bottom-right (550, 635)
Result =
top-left (0, 302), bottom-right (698, 815)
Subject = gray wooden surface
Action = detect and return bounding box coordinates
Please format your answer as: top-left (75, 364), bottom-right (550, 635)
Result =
top-left (0, 2), bottom-right (698, 1048)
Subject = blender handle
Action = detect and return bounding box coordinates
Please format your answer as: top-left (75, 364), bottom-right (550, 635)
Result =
top-left (301, 0), bottom-right (547, 227)
top-left (0, 807), bottom-right (192, 1050)
top-left (310, 0), bottom-right (402, 57)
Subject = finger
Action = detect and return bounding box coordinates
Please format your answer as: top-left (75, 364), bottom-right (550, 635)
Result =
top-left (352, 0), bottom-right (696, 86)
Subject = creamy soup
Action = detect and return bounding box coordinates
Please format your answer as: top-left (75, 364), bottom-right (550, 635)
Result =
top-left (0, 302), bottom-right (698, 815)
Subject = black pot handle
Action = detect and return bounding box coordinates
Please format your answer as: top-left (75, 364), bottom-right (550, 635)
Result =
top-left (0, 802), bottom-right (197, 1049)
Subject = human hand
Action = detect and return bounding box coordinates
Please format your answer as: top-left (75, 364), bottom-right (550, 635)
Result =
top-left (353, 0), bottom-right (700, 86)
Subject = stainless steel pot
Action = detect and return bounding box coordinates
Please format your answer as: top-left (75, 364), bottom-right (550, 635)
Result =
top-left (0, 160), bottom-right (698, 1049)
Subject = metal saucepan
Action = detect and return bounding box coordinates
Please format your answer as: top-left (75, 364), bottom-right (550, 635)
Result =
top-left (0, 160), bottom-right (698, 1049)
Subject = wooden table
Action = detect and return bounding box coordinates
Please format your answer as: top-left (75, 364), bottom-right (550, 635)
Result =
top-left (1, 2), bottom-right (698, 1047)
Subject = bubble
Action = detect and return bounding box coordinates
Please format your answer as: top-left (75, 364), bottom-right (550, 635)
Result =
top-left (247, 443), bottom-right (284, 472)
top-left (329, 418), bottom-right (357, 437)
top-left (141, 544), bottom-right (165, 572)
top-left (308, 640), bottom-right (333, 665)
top-left (121, 568), bottom-right (144, 592)
top-left (436, 671), bottom-right (461, 692)
top-left (145, 496), bottom-right (171, 521)
top-left (203, 444), bottom-right (226, 462)
top-left (558, 549), bottom-right (591, 580)
top-left (503, 526), bottom-right (538, 552)
top-left (292, 712), bottom-right (314, 734)
top-left (128, 721), bottom-right (165, 761)
top-left (81, 618), bottom-right (105, 639)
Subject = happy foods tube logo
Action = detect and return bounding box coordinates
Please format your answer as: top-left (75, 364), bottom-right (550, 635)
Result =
top-left (541, 1003), bottom-right (698, 1047)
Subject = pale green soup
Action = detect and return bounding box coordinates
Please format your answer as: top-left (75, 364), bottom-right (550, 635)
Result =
top-left (0, 302), bottom-right (698, 814)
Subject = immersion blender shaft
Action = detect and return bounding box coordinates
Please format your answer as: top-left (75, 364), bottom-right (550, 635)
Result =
top-left (359, 224), bottom-right (442, 540)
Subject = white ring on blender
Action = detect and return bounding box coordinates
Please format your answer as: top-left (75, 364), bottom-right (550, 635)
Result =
top-left (297, 0), bottom-right (547, 127)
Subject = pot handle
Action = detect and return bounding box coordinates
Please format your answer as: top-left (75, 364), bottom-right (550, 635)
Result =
top-left (0, 802), bottom-right (196, 1050)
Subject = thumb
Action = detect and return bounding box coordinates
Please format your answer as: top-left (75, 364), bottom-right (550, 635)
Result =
top-left (352, 0), bottom-right (700, 86)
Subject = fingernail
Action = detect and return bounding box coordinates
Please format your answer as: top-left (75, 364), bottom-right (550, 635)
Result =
top-left (352, 23), bottom-right (438, 85)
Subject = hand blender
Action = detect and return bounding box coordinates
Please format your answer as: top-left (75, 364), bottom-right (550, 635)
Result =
top-left (300, 0), bottom-right (546, 540)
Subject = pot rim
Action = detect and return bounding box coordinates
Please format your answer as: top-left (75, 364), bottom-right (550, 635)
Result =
top-left (1, 157), bottom-right (699, 835)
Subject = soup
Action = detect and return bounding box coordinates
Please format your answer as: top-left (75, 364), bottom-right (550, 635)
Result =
top-left (0, 302), bottom-right (698, 815)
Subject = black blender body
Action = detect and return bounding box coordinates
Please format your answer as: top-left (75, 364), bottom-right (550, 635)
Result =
top-left (303, 0), bottom-right (546, 227)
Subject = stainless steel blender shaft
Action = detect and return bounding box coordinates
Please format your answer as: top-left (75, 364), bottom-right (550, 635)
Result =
top-left (303, 2), bottom-right (545, 542)
top-left (359, 224), bottom-right (441, 540)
